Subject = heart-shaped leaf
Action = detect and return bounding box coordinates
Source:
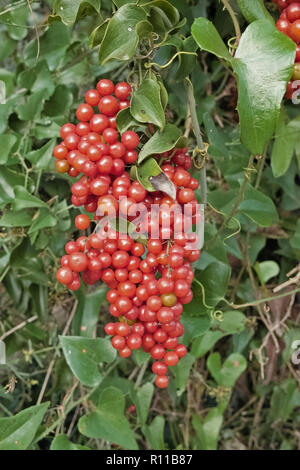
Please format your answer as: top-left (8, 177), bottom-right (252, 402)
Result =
top-left (50, 0), bottom-right (102, 26)
top-left (98, 5), bottom-right (148, 64)
top-left (237, 0), bottom-right (274, 23)
top-left (131, 78), bottom-right (165, 129)
top-left (135, 157), bottom-right (176, 199)
top-left (192, 18), bottom-right (296, 155)
top-left (0, 402), bottom-right (49, 450)
top-left (138, 124), bottom-right (187, 163)
top-left (60, 336), bottom-right (116, 387)
top-left (78, 386), bottom-right (138, 449)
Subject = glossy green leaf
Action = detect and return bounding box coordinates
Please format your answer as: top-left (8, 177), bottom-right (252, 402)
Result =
top-left (191, 311), bottom-right (247, 358)
top-left (191, 17), bottom-right (233, 63)
top-left (192, 408), bottom-right (223, 450)
top-left (28, 208), bottom-right (57, 234)
top-left (0, 210), bottom-right (33, 227)
top-left (50, 434), bottom-right (90, 450)
top-left (0, 402), bottom-right (49, 450)
top-left (60, 336), bottom-right (116, 387)
top-left (140, 0), bottom-right (181, 34)
top-left (132, 382), bottom-right (154, 425)
top-left (254, 260), bottom-right (280, 285)
top-left (78, 387), bottom-right (138, 449)
top-left (0, 134), bottom-right (17, 165)
top-left (192, 18), bottom-right (296, 154)
top-left (271, 115), bottom-right (300, 178)
top-left (116, 107), bottom-right (140, 134)
top-left (98, 5), bottom-right (148, 64)
top-left (50, 0), bottom-right (101, 26)
top-left (0, 167), bottom-right (28, 206)
top-left (142, 416), bottom-right (165, 450)
top-left (234, 20), bottom-right (296, 154)
top-left (209, 352), bottom-right (247, 387)
top-left (17, 90), bottom-right (45, 121)
top-left (172, 353), bottom-right (195, 392)
top-left (138, 124), bottom-right (187, 163)
top-left (0, 4), bottom-right (29, 41)
top-left (237, 0), bottom-right (274, 23)
top-left (135, 157), bottom-right (176, 199)
top-left (24, 23), bottom-right (71, 71)
top-left (12, 186), bottom-right (48, 211)
top-left (238, 184), bottom-right (278, 227)
top-left (175, 36), bottom-right (198, 81)
top-left (181, 314), bottom-right (210, 344)
top-left (131, 78), bottom-right (165, 129)
top-left (26, 139), bottom-right (56, 170)
top-left (73, 285), bottom-right (108, 337)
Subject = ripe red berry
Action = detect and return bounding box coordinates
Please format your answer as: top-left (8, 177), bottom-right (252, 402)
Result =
top-left (115, 82), bottom-right (132, 100)
top-left (56, 267), bottom-right (73, 285)
top-left (96, 79), bottom-right (115, 96)
top-left (98, 96), bottom-right (120, 116)
top-left (164, 351), bottom-right (179, 366)
top-left (121, 131), bottom-right (139, 150)
top-left (75, 214), bottom-right (90, 230)
top-left (155, 375), bottom-right (169, 388)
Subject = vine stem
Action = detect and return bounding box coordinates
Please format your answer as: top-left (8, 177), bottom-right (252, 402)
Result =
top-left (220, 0), bottom-right (241, 46)
top-left (185, 79), bottom-right (207, 205)
top-left (221, 287), bottom-right (300, 310)
top-left (209, 154), bottom-right (255, 243)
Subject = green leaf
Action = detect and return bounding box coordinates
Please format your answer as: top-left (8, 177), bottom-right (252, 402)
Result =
top-left (141, 0), bottom-right (181, 34)
top-left (270, 379), bottom-right (300, 421)
top-left (131, 78), bottom-right (165, 129)
top-left (0, 402), bottom-right (49, 450)
top-left (98, 5), bottom-right (148, 64)
top-left (138, 124), bottom-right (187, 163)
top-left (60, 336), bottom-right (116, 387)
top-left (0, 4), bottom-right (29, 40)
top-left (0, 134), bottom-right (17, 164)
top-left (12, 186), bottom-right (48, 211)
top-left (192, 18), bottom-right (296, 155)
top-left (135, 157), bottom-right (176, 199)
top-left (181, 314), bottom-right (210, 344)
top-left (191, 311), bottom-right (247, 358)
top-left (78, 387), bottom-right (138, 449)
top-left (191, 17), bottom-right (233, 63)
top-left (237, 0), bottom-right (274, 23)
top-left (26, 139), bottom-right (56, 170)
top-left (254, 260), bottom-right (280, 285)
top-left (192, 407), bottom-right (223, 450)
top-left (116, 107), bottom-right (140, 134)
top-left (175, 36), bottom-right (198, 81)
top-left (17, 90), bottom-right (45, 121)
top-left (132, 382), bottom-right (154, 425)
top-left (142, 416), bottom-right (165, 450)
top-left (172, 353), bottom-right (195, 393)
top-left (28, 208), bottom-right (57, 234)
top-left (73, 285), bottom-right (108, 337)
top-left (50, 434), bottom-right (90, 450)
top-left (24, 23), bottom-right (71, 71)
top-left (0, 210), bottom-right (33, 227)
top-left (238, 184), bottom-right (278, 227)
top-left (50, 0), bottom-right (102, 26)
top-left (271, 115), bottom-right (300, 178)
top-left (233, 20), bottom-right (296, 154)
top-left (208, 352), bottom-right (247, 388)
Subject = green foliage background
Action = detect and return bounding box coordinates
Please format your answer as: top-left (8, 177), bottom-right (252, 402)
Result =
top-left (0, 0), bottom-right (299, 450)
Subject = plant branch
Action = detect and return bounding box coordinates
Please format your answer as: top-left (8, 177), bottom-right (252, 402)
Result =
top-left (185, 78), bottom-right (207, 205)
top-left (221, 0), bottom-right (241, 47)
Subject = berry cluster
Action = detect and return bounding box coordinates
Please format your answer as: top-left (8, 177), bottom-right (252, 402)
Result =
top-left (273, 1), bottom-right (300, 98)
top-left (54, 79), bottom-right (201, 388)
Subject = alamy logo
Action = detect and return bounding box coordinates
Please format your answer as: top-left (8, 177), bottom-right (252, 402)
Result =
top-left (0, 340), bottom-right (6, 365)
top-left (291, 340), bottom-right (300, 365)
